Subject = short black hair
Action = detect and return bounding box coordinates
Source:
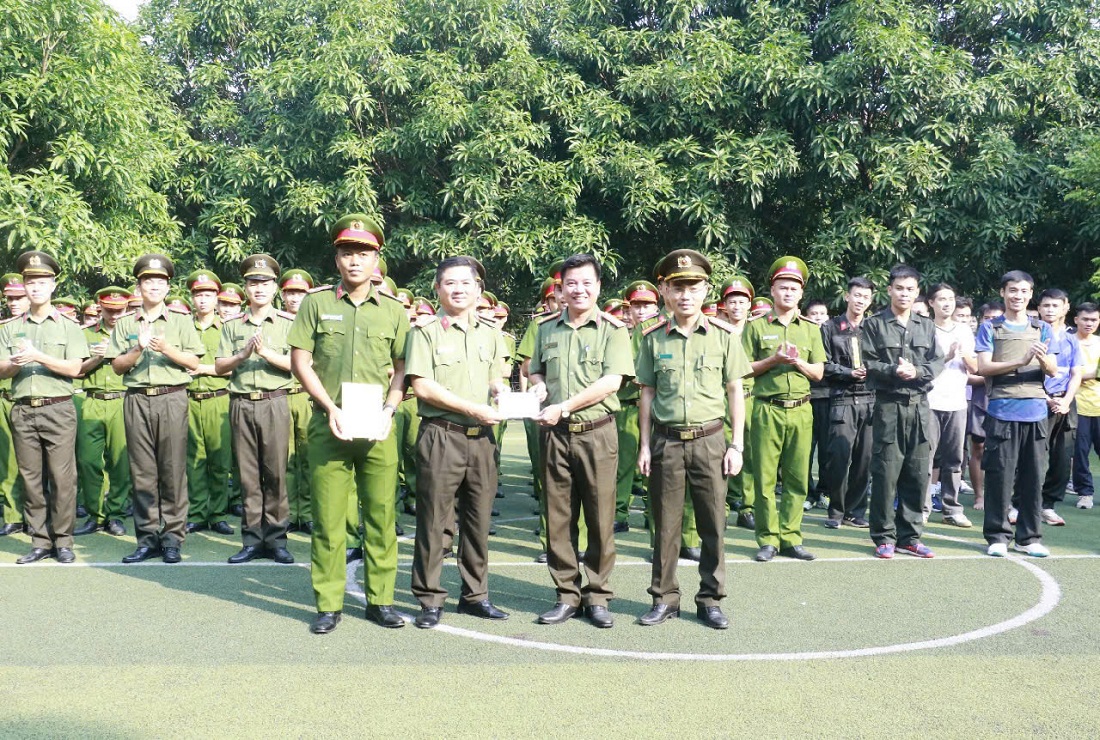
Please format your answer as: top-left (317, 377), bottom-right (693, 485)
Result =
top-left (434, 256), bottom-right (482, 286)
top-left (954, 295), bottom-right (974, 311)
top-left (561, 253), bottom-right (602, 282)
top-left (1000, 270), bottom-right (1034, 288)
top-left (888, 264), bottom-right (921, 284)
top-left (805, 298), bottom-right (828, 311)
top-left (1038, 288), bottom-right (1069, 303)
top-left (1077, 302), bottom-right (1099, 314)
top-left (979, 300), bottom-right (1005, 316)
top-left (926, 283), bottom-right (955, 301)
top-left (914, 294), bottom-right (928, 305)
top-left (847, 276), bottom-right (874, 292)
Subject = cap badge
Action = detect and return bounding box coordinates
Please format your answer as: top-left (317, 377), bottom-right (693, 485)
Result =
top-left (677, 255), bottom-right (692, 269)
top-left (786, 261), bottom-right (797, 270)
top-left (149, 258), bottom-right (162, 270)
top-left (256, 258), bottom-right (268, 270)
top-left (351, 221), bottom-right (363, 231)
top-left (28, 255), bottom-right (41, 267)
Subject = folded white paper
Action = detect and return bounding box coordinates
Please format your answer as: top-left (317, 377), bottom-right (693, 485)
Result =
top-left (497, 390), bottom-right (541, 419)
top-left (341, 382), bottom-right (386, 439)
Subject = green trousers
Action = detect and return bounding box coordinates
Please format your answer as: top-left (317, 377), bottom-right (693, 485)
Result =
top-left (394, 396), bottom-right (419, 499)
top-left (615, 405), bottom-right (640, 524)
top-left (750, 401), bottom-right (812, 549)
top-left (286, 390), bottom-right (312, 525)
top-left (187, 393), bottom-right (231, 525)
top-left (76, 395), bottom-right (131, 522)
top-left (0, 396), bottom-right (25, 524)
top-left (726, 396), bottom-right (755, 513)
top-left (308, 412), bottom-right (398, 612)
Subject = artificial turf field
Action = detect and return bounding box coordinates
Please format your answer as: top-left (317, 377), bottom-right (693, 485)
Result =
top-left (2, 426), bottom-right (1100, 738)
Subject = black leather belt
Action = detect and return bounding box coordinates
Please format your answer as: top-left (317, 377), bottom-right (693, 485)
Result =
top-left (552, 414), bottom-right (615, 434)
top-left (424, 417), bottom-right (492, 438)
top-left (16, 396), bottom-right (71, 408)
top-left (87, 391), bottom-right (125, 401)
top-left (654, 419), bottom-right (724, 441)
top-left (1048, 391), bottom-right (1068, 399)
top-left (128, 385), bottom-right (187, 397)
top-left (232, 389), bottom-right (291, 401)
top-left (762, 395), bottom-right (810, 409)
top-left (189, 389), bottom-right (228, 401)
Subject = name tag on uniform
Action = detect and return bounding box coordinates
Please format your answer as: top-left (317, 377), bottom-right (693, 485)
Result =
top-left (543, 342), bottom-right (557, 350)
top-left (127, 334), bottom-right (138, 341)
top-left (435, 346), bottom-right (453, 354)
top-left (763, 334), bottom-right (779, 341)
top-left (658, 353), bottom-right (673, 359)
top-left (320, 314), bottom-right (343, 321)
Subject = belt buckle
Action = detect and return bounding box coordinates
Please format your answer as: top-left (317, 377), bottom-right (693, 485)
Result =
top-left (249, 391), bottom-right (263, 401)
top-left (568, 422), bottom-right (584, 433)
top-left (679, 430), bottom-right (693, 441)
top-left (30, 398), bottom-right (44, 408)
top-left (465, 426), bottom-right (480, 438)
top-left (146, 387), bottom-right (160, 397)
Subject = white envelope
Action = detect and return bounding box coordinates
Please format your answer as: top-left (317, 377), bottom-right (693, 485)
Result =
top-left (496, 390), bottom-right (541, 419)
top-left (341, 382), bottom-right (386, 439)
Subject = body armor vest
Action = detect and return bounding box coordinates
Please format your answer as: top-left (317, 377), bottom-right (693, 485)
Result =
top-left (987, 318), bottom-right (1046, 400)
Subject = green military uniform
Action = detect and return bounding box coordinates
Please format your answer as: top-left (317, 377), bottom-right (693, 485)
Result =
top-left (529, 306), bottom-right (633, 610)
top-left (718, 276), bottom-right (757, 525)
top-left (0, 334), bottom-right (23, 532)
top-left (614, 281), bottom-right (657, 532)
top-left (76, 299), bottom-right (131, 529)
top-left (218, 257), bottom-right (296, 558)
top-left (187, 312), bottom-right (232, 530)
top-left (742, 259), bottom-right (826, 555)
top-left (516, 310), bottom-right (557, 553)
top-left (407, 307), bottom-right (508, 611)
top-left (0, 251), bottom-right (89, 558)
top-left (108, 254), bottom-right (205, 557)
top-left (287, 222), bottom-right (408, 619)
top-left (280, 268), bottom-right (315, 530)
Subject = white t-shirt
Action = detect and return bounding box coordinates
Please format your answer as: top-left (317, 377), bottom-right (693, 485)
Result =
top-left (928, 321), bottom-right (975, 412)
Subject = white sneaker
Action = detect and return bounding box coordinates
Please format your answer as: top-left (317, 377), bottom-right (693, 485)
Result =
top-left (1066, 480), bottom-right (1075, 493)
top-left (1077, 495), bottom-right (1093, 510)
top-left (960, 480), bottom-right (974, 494)
top-left (1012, 541), bottom-right (1050, 558)
top-left (1041, 508), bottom-right (1066, 526)
top-left (987, 542), bottom-right (1008, 557)
top-left (1008, 507), bottom-right (1018, 524)
top-left (943, 513), bottom-right (973, 528)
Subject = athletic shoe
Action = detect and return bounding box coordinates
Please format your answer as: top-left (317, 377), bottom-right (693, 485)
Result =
top-left (922, 512), bottom-right (929, 524)
top-left (1066, 480), bottom-right (1075, 493)
top-left (942, 514), bottom-right (973, 528)
top-left (1012, 541), bottom-right (1050, 558)
top-left (1041, 508), bottom-right (1066, 526)
top-left (873, 543), bottom-right (895, 559)
top-left (931, 492), bottom-right (944, 513)
top-left (1008, 507), bottom-right (1018, 524)
top-left (898, 541), bottom-right (934, 558)
top-left (823, 518), bottom-right (841, 529)
top-left (959, 479), bottom-right (974, 494)
top-left (986, 542), bottom-right (1008, 557)
top-left (1076, 495), bottom-right (1093, 510)
top-left (803, 500), bottom-right (813, 511)
top-left (842, 516), bottom-right (870, 528)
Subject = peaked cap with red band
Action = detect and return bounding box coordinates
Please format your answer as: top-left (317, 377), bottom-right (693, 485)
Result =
top-left (330, 213), bottom-right (384, 250)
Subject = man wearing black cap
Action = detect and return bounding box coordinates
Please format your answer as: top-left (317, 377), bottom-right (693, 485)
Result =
top-left (108, 254), bottom-right (204, 564)
top-left (0, 251), bottom-right (89, 563)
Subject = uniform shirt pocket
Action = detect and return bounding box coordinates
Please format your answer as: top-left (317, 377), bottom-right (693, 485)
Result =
top-left (316, 323), bottom-right (347, 358)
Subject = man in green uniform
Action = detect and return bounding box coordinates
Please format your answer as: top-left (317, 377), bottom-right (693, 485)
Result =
top-left (185, 270), bottom-right (234, 535)
top-left (280, 268), bottom-right (314, 533)
top-left (74, 287), bottom-right (132, 537)
top-left (289, 213), bottom-right (409, 634)
top-left (217, 283), bottom-right (245, 320)
top-left (390, 287), bottom-right (418, 518)
top-left (528, 254), bottom-right (633, 628)
top-left (217, 255), bottom-right (296, 564)
top-left (719, 275), bottom-right (757, 530)
top-left (408, 256), bottom-right (510, 628)
top-left (862, 264), bottom-right (944, 558)
top-left (635, 250), bottom-right (749, 628)
top-left (742, 257), bottom-right (826, 562)
top-left (0, 251), bottom-right (88, 563)
top-left (0, 274), bottom-right (28, 536)
top-left (109, 254), bottom-right (204, 564)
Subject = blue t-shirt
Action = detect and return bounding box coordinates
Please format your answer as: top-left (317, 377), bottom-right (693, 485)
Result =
top-left (975, 318), bottom-right (1052, 423)
top-left (1044, 328), bottom-right (1081, 396)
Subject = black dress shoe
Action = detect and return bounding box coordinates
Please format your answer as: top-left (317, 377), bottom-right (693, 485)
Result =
top-left (0, 522), bottom-right (23, 536)
top-left (585, 605), bottom-right (614, 628)
top-left (162, 547), bottom-right (182, 563)
top-left (537, 602), bottom-right (578, 625)
top-left (415, 606), bottom-right (443, 629)
top-left (16, 547), bottom-right (52, 564)
top-left (535, 552), bottom-right (548, 564)
top-left (73, 519), bottom-right (100, 536)
top-left (395, 522), bottom-right (405, 536)
top-left (310, 611), bottom-right (342, 634)
top-left (403, 501), bottom-right (417, 516)
top-left (843, 516), bottom-right (870, 528)
top-left (780, 545), bottom-right (816, 561)
top-left (230, 504), bottom-right (244, 517)
top-left (211, 521), bottom-right (235, 536)
top-left (345, 547), bottom-right (363, 563)
top-left (491, 507), bottom-right (500, 517)
top-left (613, 520), bottom-right (629, 533)
top-left (823, 518), bottom-right (841, 529)
top-left (457, 599), bottom-right (509, 620)
top-left (755, 545), bottom-right (778, 562)
top-left (736, 511), bottom-right (755, 530)
top-left (105, 520), bottom-right (126, 536)
top-left (495, 488), bottom-right (505, 499)
top-left (697, 605), bottom-right (729, 630)
top-left (185, 522), bottom-right (206, 534)
top-left (679, 546), bottom-right (702, 562)
top-left (638, 603), bottom-right (680, 626)
top-left (443, 549), bottom-right (455, 559)
top-left (365, 604), bottom-right (406, 628)
top-left (488, 525), bottom-right (497, 536)
top-left (228, 545), bottom-right (261, 564)
top-left (269, 547), bottom-right (294, 564)
top-left (122, 546), bottom-right (160, 563)
top-left (76, 504), bottom-right (88, 518)
top-left (55, 547), bottom-right (75, 564)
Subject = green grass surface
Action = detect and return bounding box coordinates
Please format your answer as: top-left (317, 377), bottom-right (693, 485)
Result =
top-left (2, 428), bottom-right (1099, 738)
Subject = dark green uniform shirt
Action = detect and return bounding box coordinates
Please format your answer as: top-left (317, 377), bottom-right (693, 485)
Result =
top-left (218, 309), bottom-right (296, 394)
top-left (635, 314), bottom-right (750, 426)
top-left (106, 306), bottom-right (205, 388)
top-left (528, 310), bottom-right (634, 423)
top-left (190, 317), bottom-right (230, 393)
top-left (81, 320), bottom-right (126, 393)
top-left (405, 315), bottom-right (507, 426)
top-left (516, 315), bottom-right (545, 361)
top-left (861, 308), bottom-right (945, 396)
top-left (0, 310), bottom-right (89, 398)
top-left (742, 311), bottom-right (826, 400)
top-left (287, 283), bottom-right (408, 406)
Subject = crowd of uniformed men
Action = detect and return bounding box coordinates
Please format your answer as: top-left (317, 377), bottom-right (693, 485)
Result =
top-left (1, 215), bottom-right (1098, 635)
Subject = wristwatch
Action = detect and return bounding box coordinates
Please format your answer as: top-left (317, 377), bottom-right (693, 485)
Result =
top-left (560, 406), bottom-right (570, 419)
top-left (728, 443), bottom-right (743, 453)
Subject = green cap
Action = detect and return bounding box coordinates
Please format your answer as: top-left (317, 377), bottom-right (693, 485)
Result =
top-left (133, 253), bottom-right (174, 280)
top-left (623, 280), bottom-right (659, 304)
top-left (768, 256), bottom-right (808, 285)
top-left (1, 273), bottom-right (26, 297)
top-left (16, 251), bottom-right (61, 278)
top-left (279, 269), bottom-right (314, 291)
top-left (218, 283), bottom-right (245, 304)
top-left (330, 213), bottom-right (383, 250)
top-left (240, 254), bottom-right (280, 281)
top-left (185, 269), bottom-right (222, 293)
top-left (656, 249), bottom-right (711, 283)
top-left (720, 275), bottom-right (754, 300)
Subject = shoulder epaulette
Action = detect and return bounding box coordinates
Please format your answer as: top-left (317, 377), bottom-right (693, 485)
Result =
top-left (0, 316), bottom-right (17, 325)
top-left (537, 311), bottom-right (561, 325)
top-left (308, 284), bottom-right (333, 294)
top-left (380, 291), bottom-right (404, 304)
top-left (412, 314), bottom-right (438, 328)
top-left (276, 310), bottom-right (296, 321)
top-left (81, 320), bottom-right (98, 330)
top-left (167, 305), bottom-right (190, 315)
top-left (708, 316), bottom-right (736, 333)
top-left (225, 314), bottom-right (246, 323)
top-left (61, 312), bottom-right (80, 323)
top-left (642, 317), bottom-right (668, 336)
top-left (600, 311), bottom-right (625, 328)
